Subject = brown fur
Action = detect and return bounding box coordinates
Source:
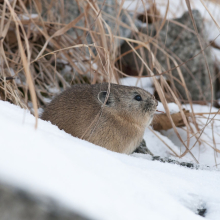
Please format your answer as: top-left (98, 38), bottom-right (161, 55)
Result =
top-left (41, 83), bottom-right (157, 154)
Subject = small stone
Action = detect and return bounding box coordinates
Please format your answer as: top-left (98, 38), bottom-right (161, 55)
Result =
top-left (134, 139), bottom-right (154, 156)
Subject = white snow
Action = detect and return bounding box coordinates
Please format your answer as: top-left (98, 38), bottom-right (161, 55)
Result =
top-left (0, 100), bottom-right (220, 220)
top-left (19, 14), bottom-right (38, 21)
top-left (158, 104), bottom-right (220, 166)
top-left (120, 76), bottom-right (155, 94)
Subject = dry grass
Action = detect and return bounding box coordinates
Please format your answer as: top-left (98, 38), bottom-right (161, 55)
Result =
top-left (0, 0), bottom-right (220, 164)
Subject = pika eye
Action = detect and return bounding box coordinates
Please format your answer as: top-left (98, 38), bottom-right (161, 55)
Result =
top-left (134, 95), bottom-right (142, 101)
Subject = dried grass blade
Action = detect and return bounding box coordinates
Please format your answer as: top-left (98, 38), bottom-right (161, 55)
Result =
top-left (5, 0), bottom-right (38, 128)
top-left (36, 13), bottom-right (85, 60)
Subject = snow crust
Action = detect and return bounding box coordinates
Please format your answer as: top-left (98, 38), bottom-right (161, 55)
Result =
top-left (0, 100), bottom-right (220, 220)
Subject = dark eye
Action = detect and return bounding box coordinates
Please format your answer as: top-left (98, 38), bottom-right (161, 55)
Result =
top-left (134, 95), bottom-right (142, 101)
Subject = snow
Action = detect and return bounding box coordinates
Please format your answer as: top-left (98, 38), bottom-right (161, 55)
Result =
top-left (158, 104), bottom-right (220, 166)
top-left (142, 128), bottom-right (180, 157)
top-left (120, 76), bottom-right (155, 94)
top-left (0, 100), bottom-right (220, 220)
top-left (19, 14), bottom-right (38, 21)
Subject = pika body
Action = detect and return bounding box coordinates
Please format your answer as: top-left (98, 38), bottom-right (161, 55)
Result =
top-left (41, 83), bottom-right (158, 154)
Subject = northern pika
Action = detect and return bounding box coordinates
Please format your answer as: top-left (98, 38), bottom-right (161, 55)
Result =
top-left (41, 83), bottom-right (157, 154)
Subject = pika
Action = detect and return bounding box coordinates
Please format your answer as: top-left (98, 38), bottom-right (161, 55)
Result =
top-left (41, 83), bottom-right (157, 154)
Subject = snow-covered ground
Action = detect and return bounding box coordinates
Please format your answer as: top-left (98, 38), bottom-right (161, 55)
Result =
top-left (0, 98), bottom-right (220, 220)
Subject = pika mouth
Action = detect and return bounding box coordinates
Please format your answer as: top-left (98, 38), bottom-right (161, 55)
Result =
top-left (143, 100), bottom-right (158, 114)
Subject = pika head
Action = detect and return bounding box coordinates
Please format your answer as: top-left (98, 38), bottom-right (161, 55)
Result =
top-left (97, 84), bottom-right (158, 127)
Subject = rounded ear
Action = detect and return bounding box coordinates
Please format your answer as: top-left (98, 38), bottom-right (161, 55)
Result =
top-left (98, 91), bottom-right (110, 105)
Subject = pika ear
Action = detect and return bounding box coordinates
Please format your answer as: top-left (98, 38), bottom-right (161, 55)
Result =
top-left (98, 91), bottom-right (111, 105)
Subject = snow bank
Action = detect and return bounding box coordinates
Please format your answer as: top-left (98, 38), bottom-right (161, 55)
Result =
top-left (0, 100), bottom-right (220, 220)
